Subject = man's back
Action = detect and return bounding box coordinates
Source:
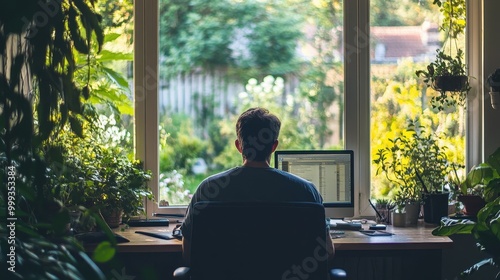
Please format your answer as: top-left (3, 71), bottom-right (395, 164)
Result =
top-left (180, 108), bottom-right (334, 267)
top-left (181, 166), bottom-right (322, 239)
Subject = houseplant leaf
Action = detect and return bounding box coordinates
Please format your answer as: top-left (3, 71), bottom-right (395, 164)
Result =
top-left (432, 218), bottom-right (475, 235)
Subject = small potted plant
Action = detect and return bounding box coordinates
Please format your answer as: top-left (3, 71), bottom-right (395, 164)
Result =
top-left (470, 147), bottom-right (500, 204)
top-left (416, 49), bottom-right (470, 111)
top-left (374, 119), bottom-right (423, 225)
top-left (86, 147), bottom-right (154, 228)
top-left (48, 121), bottom-right (154, 229)
top-left (454, 165), bottom-right (486, 217)
top-left (371, 198), bottom-right (394, 224)
top-left (391, 193), bottom-right (407, 227)
top-left (374, 118), bottom-right (455, 225)
top-left (487, 68), bottom-right (500, 109)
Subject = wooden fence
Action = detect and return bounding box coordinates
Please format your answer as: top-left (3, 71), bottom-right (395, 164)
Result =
top-left (158, 69), bottom-right (299, 119)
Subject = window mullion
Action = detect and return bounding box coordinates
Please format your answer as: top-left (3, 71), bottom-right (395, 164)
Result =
top-left (345, 0), bottom-right (371, 218)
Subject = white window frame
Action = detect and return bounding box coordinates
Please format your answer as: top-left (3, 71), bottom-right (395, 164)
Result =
top-left (134, 0), bottom-right (482, 218)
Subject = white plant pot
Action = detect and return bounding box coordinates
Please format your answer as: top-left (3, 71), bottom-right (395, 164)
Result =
top-left (489, 91), bottom-right (500, 109)
top-left (392, 212), bottom-right (406, 227)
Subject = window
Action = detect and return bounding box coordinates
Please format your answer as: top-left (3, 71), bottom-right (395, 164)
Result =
top-left (369, 0), bottom-right (466, 207)
top-left (135, 0), bottom-right (478, 218)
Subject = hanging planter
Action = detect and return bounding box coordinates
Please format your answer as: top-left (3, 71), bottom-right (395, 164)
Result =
top-left (415, 0), bottom-right (470, 111)
top-left (432, 75), bottom-right (469, 92)
top-left (487, 68), bottom-right (500, 109)
top-left (489, 92), bottom-right (500, 109)
top-left (416, 50), bottom-right (470, 110)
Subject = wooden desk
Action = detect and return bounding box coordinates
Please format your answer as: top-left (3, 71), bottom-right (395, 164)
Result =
top-left (112, 221), bottom-right (452, 252)
top-left (103, 221), bottom-right (452, 280)
top-left (332, 222), bottom-right (452, 251)
top-left (331, 221), bottom-right (452, 280)
top-left (113, 224), bottom-right (182, 253)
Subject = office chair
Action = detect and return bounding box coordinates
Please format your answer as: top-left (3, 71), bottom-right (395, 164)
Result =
top-left (173, 201), bottom-right (347, 280)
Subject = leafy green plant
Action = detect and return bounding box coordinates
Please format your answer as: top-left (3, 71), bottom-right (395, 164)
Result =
top-left (432, 197), bottom-right (500, 278)
top-left (375, 198), bottom-right (392, 208)
top-left (374, 118), bottom-right (453, 203)
top-left (416, 0), bottom-right (470, 111)
top-left (392, 192), bottom-right (408, 213)
top-left (415, 49), bottom-right (470, 110)
top-left (48, 120), bottom-right (153, 223)
top-left (432, 147), bottom-right (500, 278)
top-left (0, 1), bottom-right (114, 279)
top-left (432, 0), bottom-right (467, 39)
top-left (75, 32), bottom-right (134, 117)
top-left (91, 148), bottom-right (153, 221)
top-left (464, 148), bottom-right (500, 203)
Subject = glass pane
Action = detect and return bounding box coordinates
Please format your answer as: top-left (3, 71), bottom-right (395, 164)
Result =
top-left (92, 1), bottom-right (134, 156)
top-left (158, 0), bottom-right (345, 206)
top-left (370, 0), bottom-right (466, 204)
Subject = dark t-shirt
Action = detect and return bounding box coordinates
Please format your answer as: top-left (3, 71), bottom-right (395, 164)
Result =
top-left (181, 166), bottom-right (323, 240)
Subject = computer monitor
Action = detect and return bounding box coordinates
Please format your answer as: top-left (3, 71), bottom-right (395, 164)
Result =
top-left (274, 150), bottom-right (355, 219)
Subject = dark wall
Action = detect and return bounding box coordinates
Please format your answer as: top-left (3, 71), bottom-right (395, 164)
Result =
top-left (484, 0), bottom-right (500, 157)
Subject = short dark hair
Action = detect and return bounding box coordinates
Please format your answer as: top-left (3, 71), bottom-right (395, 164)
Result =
top-left (236, 107), bottom-right (281, 162)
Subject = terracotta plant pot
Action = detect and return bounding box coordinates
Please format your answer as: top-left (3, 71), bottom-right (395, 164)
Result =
top-left (432, 75), bottom-right (468, 92)
top-left (457, 195), bottom-right (486, 217)
top-left (101, 209), bottom-right (123, 228)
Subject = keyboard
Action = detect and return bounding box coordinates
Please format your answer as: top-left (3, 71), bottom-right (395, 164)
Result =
top-left (329, 219), bottom-right (362, 230)
top-left (127, 219), bottom-right (169, 227)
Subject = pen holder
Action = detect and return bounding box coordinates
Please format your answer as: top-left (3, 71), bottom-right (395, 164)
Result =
top-left (375, 206), bottom-right (391, 225)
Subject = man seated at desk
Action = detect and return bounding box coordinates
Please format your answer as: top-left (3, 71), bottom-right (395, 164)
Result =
top-left (180, 107), bottom-right (335, 266)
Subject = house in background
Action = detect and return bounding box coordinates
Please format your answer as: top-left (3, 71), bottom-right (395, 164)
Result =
top-left (371, 21), bottom-right (440, 64)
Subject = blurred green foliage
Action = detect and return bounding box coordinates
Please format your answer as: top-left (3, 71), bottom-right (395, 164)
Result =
top-left (46, 116), bottom-right (153, 222)
top-left (371, 60), bottom-right (465, 200)
top-left (159, 0), bottom-right (303, 79)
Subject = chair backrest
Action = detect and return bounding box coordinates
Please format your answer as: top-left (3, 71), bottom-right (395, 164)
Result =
top-left (189, 201), bottom-right (330, 280)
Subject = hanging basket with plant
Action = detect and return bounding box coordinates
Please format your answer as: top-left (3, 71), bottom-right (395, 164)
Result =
top-left (416, 49), bottom-right (470, 107)
top-left (487, 68), bottom-right (500, 109)
top-left (415, 0), bottom-right (470, 111)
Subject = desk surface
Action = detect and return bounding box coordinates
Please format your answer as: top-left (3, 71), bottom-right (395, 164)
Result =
top-left (333, 222), bottom-right (453, 251)
top-left (110, 220), bottom-right (452, 253)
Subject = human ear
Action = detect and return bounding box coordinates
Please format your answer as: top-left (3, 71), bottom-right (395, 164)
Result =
top-left (271, 140), bottom-right (279, 153)
top-left (235, 139), bottom-right (243, 153)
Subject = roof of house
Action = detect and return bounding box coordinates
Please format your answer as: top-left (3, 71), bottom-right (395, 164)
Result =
top-left (371, 26), bottom-right (430, 60)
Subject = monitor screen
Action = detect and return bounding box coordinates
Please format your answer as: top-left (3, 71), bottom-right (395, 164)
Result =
top-left (274, 150), bottom-right (354, 219)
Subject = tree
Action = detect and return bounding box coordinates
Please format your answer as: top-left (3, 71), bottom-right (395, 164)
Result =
top-left (158, 0), bottom-right (303, 79)
top-left (371, 0), bottom-right (437, 26)
top-left (295, 0), bottom-right (344, 148)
